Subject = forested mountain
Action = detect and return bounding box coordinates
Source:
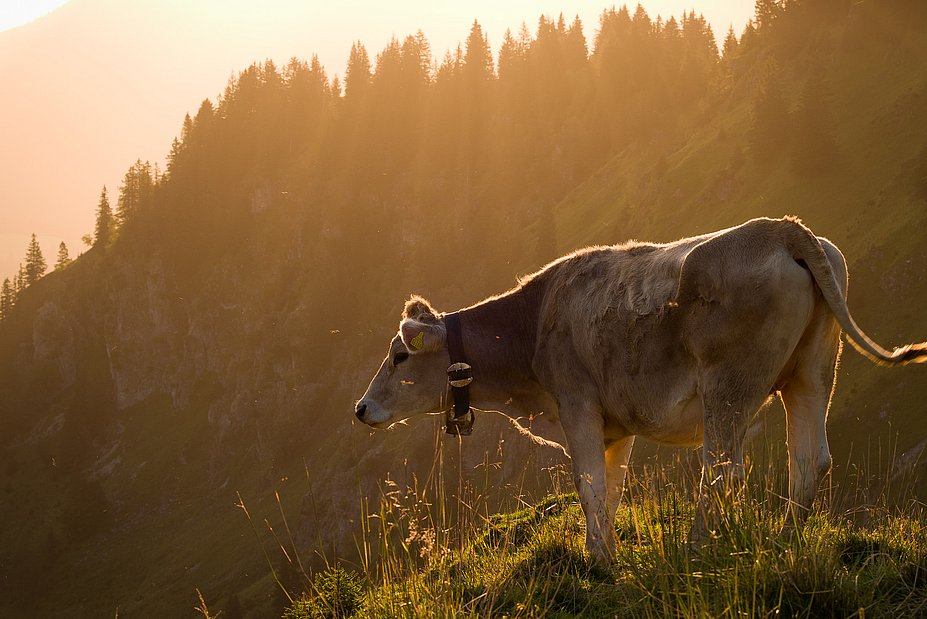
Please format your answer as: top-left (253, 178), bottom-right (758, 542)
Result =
top-left (1, 1), bottom-right (926, 616)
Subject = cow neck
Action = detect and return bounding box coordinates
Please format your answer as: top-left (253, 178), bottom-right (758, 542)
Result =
top-left (442, 311), bottom-right (471, 426)
top-left (455, 284), bottom-right (543, 398)
top-left (442, 286), bottom-right (541, 435)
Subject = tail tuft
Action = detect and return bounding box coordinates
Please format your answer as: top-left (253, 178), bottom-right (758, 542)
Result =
top-left (893, 342), bottom-right (927, 364)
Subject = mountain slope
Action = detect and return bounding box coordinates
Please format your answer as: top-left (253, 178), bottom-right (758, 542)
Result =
top-left (1, 2), bottom-right (927, 617)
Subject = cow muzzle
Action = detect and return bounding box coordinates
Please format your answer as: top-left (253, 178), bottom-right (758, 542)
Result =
top-left (354, 399), bottom-right (390, 427)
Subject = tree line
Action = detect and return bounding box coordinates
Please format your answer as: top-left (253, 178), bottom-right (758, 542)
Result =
top-left (150, 6), bottom-right (734, 291)
top-left (0, 235), bottom-right (66, 321)
top-left (149, 2), bottom-right (848, 283)
top-left (0, 159), bottom-right (157, 322)
top-left (6, 0), bottom-right (858, 319)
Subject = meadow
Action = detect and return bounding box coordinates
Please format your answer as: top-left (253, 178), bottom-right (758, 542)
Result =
top-left (246, 427), bottom-right (927, 618)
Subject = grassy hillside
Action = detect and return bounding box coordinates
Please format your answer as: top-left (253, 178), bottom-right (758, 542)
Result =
top-left (273, 447), bottom-right (927, 618)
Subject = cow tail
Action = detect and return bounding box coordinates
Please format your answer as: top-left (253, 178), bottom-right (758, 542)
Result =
top-left (783, 217), bottom-right (927, 366)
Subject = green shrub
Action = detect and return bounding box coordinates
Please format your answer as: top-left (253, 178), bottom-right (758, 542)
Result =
top-left (282, 566), bottom-right (364, 619)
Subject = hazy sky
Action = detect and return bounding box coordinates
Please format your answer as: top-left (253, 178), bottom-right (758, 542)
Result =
top-left (0, 0), bottom-right (754, 278)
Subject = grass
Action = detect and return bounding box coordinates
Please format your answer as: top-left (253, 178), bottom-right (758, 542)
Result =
top-left (268, 428), bottom-right (927, 619)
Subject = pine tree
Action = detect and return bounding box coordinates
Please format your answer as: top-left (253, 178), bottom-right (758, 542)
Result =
top-left (24, 233), bottom-right (47, 286)
top-left (394, 32), bottom-right (432, 158)
top-left (398, 31), bottom-right (432, 120)
top-left (282, 56), bottom-right (331, 159)
top-left (497, 28), bottom-right (524, 83)
top-left (344, 42), bottom-right (372, 103)
top-left (722, 26), bottom-right (739, 62)
top-left (565, 16), bottom-right (589, 65)
top-left (94, 186), bottom-right (114, 248)
top-left (14, 263), bottom-right (25, 295)
top-left (739, 19), bottom-right (758, 52)
top-left (632, 4), bottom-right (652, 36)
top-left (463, 20), bottom-right (494, 84)
top-left (427, 46), bottom-right (464, 175)
top-left (755, 0), bottom-right (783, 32)
top-left (166, 137), bottom-right (184, 178)
top-left (460, 20), bottom-right (494, 176)
top-left (367, 37), bottom-right (405, 170)
top-left (496, 25), bottom-right (532, 172)
top-left (116, 160), bottom-right (154, 226)
top-left (721, 26), bottom-right (740, 92)
top-left (166, 113), bottom-right (194, 178)
top-left (0, 278), bottom-right (14, 321)
top-left (593, 6), bottom-right (635, 148)
top-left (342, 41), bottom-right (373, 172)
top-left (55, 242), bottom-right (71, 270)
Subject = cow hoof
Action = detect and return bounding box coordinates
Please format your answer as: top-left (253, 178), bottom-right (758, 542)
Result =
top-left (586, 541), bottom-right (616, 567)
top-left (587, 552), bottom-right (614, 569)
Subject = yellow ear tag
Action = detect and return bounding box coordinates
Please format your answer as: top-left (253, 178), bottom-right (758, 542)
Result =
top-left (410, 331), bottom-right (425, 351)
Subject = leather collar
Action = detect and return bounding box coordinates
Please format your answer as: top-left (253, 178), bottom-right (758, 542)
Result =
top-left (443, 312), bottom-right (474, 435)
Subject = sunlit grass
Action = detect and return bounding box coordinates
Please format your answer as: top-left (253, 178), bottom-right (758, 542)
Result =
top-left (257, 430), bottom-right (927, 619)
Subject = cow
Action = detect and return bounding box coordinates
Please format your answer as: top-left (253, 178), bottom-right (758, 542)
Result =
top-left (354, 216), bottom-right (927, 564)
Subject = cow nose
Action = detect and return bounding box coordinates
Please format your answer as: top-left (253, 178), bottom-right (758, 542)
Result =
top-left (355, 402), bottom-right (367, 420)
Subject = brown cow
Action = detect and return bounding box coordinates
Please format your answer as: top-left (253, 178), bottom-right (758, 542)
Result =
top-left (355, 217), bottom-right (927, 563)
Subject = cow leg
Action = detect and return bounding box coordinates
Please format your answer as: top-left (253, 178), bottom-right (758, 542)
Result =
top-left (604, 436), bottom-right (635, 527)
top-left (780, 386), bottom-right (832, 533)
top-left (558, 405), bottom-right (613, 564)
top-left (691, 378), bottom-right (768, 543)
top-left (780, 328), bottom-right (840, 533)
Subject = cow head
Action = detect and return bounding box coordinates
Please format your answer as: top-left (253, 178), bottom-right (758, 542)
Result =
top-left (355, 296), bottom-right (450, 428)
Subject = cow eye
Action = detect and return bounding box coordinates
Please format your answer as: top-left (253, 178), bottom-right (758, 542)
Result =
top-left (392, 351), bottom-right (410, 366)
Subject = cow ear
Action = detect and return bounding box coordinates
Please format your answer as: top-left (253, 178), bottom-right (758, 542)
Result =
top-left (402, 295), bottom-right (437, 320)
top-left (399, 318), bottom-right (445, 354)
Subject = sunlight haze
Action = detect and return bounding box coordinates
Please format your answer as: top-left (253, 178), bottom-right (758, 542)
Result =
top-left (0, 0), bottom-right (70, 31)
top-left (0, 0), bottom-right (753, 278)
top-left (5, 1), bottom-right (927, 616)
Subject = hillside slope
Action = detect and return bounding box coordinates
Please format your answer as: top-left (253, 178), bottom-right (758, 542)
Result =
top-left (287, 482), bottom-right (927, 618)
top-left (1, 2), bottom-right (926, 617)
